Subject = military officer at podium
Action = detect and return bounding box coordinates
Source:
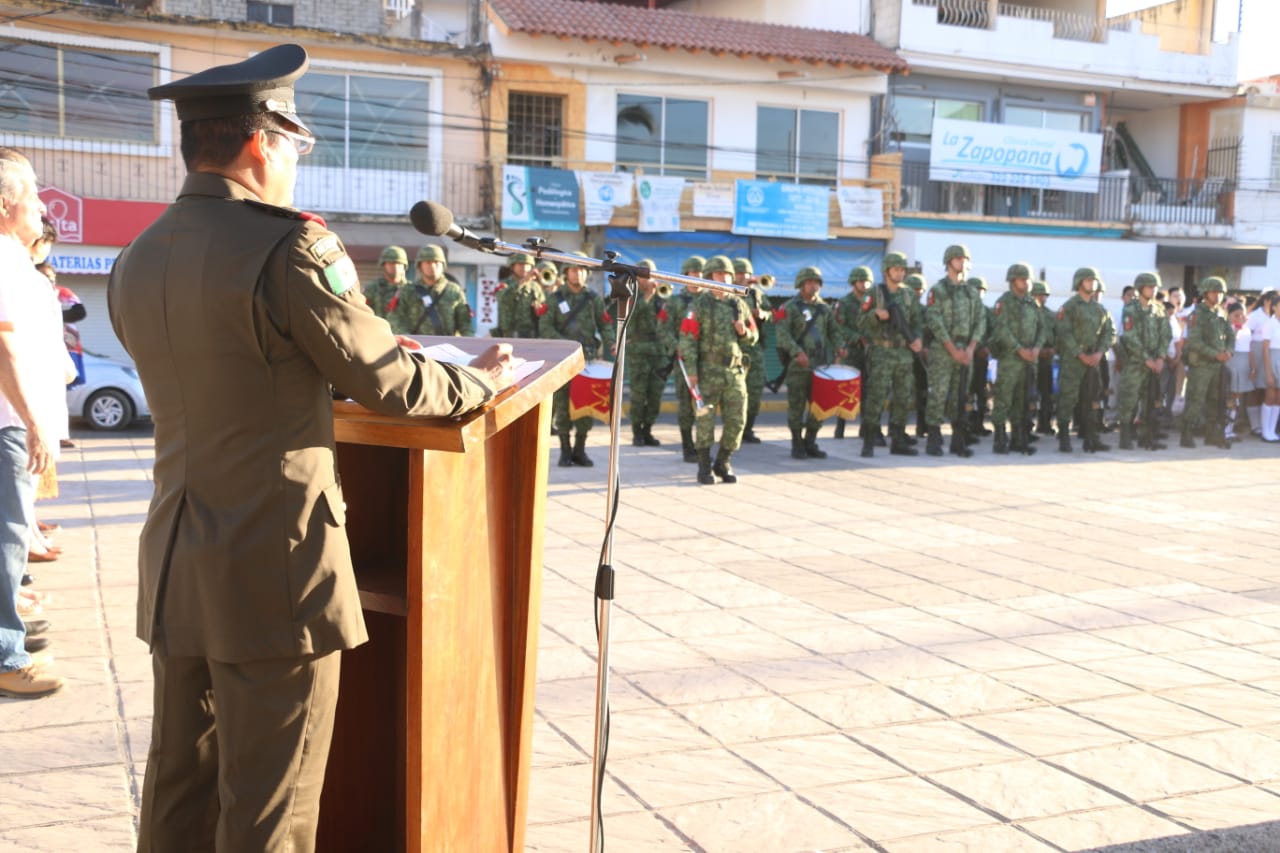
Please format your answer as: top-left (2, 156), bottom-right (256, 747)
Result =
top-left (107, 44), bottom-right (513, 853)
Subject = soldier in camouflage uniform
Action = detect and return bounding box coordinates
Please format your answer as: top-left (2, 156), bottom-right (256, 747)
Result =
top-left (495, 252), bottom-right (544, 339)
top-left (1032, 280), bottom-right (1057, 435)
top-left (734, 257), bottom-right (772, 444)
top-left (988, 263), bottom-right (1045, 455)
top-left (669, 256), bottom-right (705, 462)
top-left (832, 266), bottom-right (873, 440)
top-left (387, 244), bottom-right (474, 336)
top-left (539, 255), bottom-right (616, 467)
top-left (856, 252), bottom-right (922, 457)
top-left (679, 256), bottom-right (757, 484)
top-left (968, 276), bottom-right (996, 437)
top-left (776, 266), bottom-right (843, 460)
top-left (906, 273), bottom-right (929, 438)
top-left (1054, 268), bottom-right (1116, 453)
top-left (1117, 272), bottom-right (1172, 451)
top-left (924, 244), bottom-right (986, 458)
top-left (626, 259), bottom-right (674, 447)
top-left (1181, 276), bottom-right (1235, 449)
top-left (362, 245), bottom-right (408, 320)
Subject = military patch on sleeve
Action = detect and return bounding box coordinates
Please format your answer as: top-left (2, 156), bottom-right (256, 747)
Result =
top-left (323, 256), bottom-right (359, 296)
top-left (307, 235), bottom-right (341, 263)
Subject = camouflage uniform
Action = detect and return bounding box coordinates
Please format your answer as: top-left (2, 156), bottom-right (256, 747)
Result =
top-left (1117, 273), bottom-right (1172, 450)
top-left (988, 264), bottom-right (1045, 455)
top-left (678, 285), bottom-right (756, 483)
top-left (1054, 269), bottom-right (1116, 453)
top-left (494, 252), bottom-right (545, 338)
top-left (388, 280), bottom-right (474, 336)
top-left (1033, 282), bottom-right (1058, 434)
top-left (906, 274), bottom-right (929, 437)
top-left (734, 257), bottom-right (772, 444)
top-left (1181, 277), bottom-right (1234, 448)
top-left (969, 280), bottom-right (996, 437)
top-left (833, 266), bottom-right (872, 441)
top-left (626, 265), bottom-right (675, 447)
top-left (776, 266), bottom-right (840, 459)
top-left (362, 245), bottom-right (408, 320)
top-left (670, 255), bottom-right (706, 462)
top-left (856, 256), bottom-right (921, 457)
top-left (540, 283), bottom-right (616, 466)
top-left (923, 247), bottom-right (986, 457)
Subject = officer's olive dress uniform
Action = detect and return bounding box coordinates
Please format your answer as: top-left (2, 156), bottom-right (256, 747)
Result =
top-left (109, 60), bottom-right (495, 851)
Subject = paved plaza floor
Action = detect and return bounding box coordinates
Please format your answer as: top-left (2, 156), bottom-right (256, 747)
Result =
top-left (5, 415), bottom-right (1280, 852)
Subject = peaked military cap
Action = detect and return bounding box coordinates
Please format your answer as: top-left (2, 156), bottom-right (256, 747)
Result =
top-left (149, 44), bottom-right (311, 135)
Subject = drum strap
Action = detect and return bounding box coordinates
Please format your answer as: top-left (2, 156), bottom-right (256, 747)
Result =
top-left (803, 311), bottom-right (825, 361)
top-left (410, 284), bottom-right (445, 335)
top-left (561, 293), bottom-right (592, 336)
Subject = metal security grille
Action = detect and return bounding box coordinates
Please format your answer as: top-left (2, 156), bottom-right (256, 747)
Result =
top-left (507, 92), bottom-right (563, 167)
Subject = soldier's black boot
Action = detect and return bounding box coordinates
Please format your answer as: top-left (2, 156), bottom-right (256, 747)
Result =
top-left (712, 448), bottom-right (737, 484)
top-left (571, 431), bottom-right (594, 467)
top-left (741, 413), bottom-right (762, 444)
top-left (993, 425), bottom-right (1009, 455)
top-left (861, 425), bottom-right (876, 458)
top-left (696, 448), bottom-right (715, 485)
top-left (1011, 426), bottom-right (1037, 456)
top-left (890, 425), bottom-right (918, 457)
top-left (1180, 423), bottom-right (1196, 449)
top-left (1058, 430), bottom-right (1072, 453)
top-left (681, 427), bottom-right (698, 463)
top-left (949, 422), bottom-right (974, 458)
top-left (804, 425), bottom-right (827, 459)
top-left (642, 424), bottom-right (661, 447)
top-left (1119, 423), bottom-right (1134, 450)
top-left (557, 433), bottom-right (574, 467)
top-left (1086, 433), bottom-right (1110, 452)
top-left (926, 426), bottom-right (944, 457)
top-left (834, 418), bottom-right (846, 439)
top-left (790, 428), bottom-right (807, 460)
top-left (874, 427), bottom-right (887, 446)
top-left (631, 424), bottom-right (645, 447)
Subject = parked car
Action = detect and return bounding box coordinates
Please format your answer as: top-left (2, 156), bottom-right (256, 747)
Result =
top-left (66, 353), bottom-right (150, 431)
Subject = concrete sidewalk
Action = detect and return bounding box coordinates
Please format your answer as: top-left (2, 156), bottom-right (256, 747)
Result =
top-left (5, 419), bottom-right (1280, 852)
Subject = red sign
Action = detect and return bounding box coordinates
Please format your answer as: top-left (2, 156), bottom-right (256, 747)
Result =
top-left (39, 187), bottom-right (83, 244)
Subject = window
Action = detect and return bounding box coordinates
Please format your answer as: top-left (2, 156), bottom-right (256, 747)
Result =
top-left (507, 92), bottom-right (563, 167)
top-left (756, 106), bottom-right (839, 184)
top-left (295, 71), bottom-right (431, 172)
top-left (1003, 106), bottom-right (1089, 132)
top-left (1270, 136), bottom-right (1280, 190)
top-left (0, 39), bottom-right (156, 143)
top-left (616, 94), bottom-right (708, 178)
top-left (890, 95), bottom-right (982, 145)
top-left (247, 2), bottom-right (294, 25)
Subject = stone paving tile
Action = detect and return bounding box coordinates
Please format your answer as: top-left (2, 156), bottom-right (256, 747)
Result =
top-left (604, 747), bottom-right (779, 809)
top-left (801, 775), bottom-right (997, 841)
top-left (659, 790), bottom-right (861, 852)
top-left (788, 683), bottom-right (943, 730)
top-left (0, 815), bottom-right (137, 852)
top-left (1016, 806), bottom-right (1191, 850)
top-left (1146, 785), bottom-right (1280, 831)
top-left (1155, 682), bottom-right (1280, 728)
top-left (895, 672), bottom-right (1046, 717)
top-left (928, 759), bottom-right (1127, 822)
top-left (1050, 741), bottom-right (1241, 803)
top-left (987, 662), bottom-right (1135, 705)
top-left (0, 765), bottom-right (134, 831)
top-left (882, 823), bottom-right (1057, 852)
top-left (1063, 694), bottom-right (1233, 740)
top-left (851, 719), bottom-right (1024, 774)
top-left (1154, 730), bottom-right (1280, 785)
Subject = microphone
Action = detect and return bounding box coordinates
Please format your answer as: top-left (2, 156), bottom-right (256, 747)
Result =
top-left (410, 201), bottom-right (487, 252)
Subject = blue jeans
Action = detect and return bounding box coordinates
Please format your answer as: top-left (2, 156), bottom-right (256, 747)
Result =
top-left (0, 426), bottom-right (34, 672)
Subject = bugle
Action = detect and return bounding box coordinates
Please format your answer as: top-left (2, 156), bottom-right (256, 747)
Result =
top-left (756, 274), bottom-right (775, 289)
top-left (655, 281), bottom-right (673, 298)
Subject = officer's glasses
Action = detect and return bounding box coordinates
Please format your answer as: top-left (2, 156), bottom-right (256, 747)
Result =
top-left (266, 128), bottom-right (316, 157)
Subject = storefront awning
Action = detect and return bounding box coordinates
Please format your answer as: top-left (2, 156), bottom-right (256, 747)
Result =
top-left (1155, 244), bottom-right (1269, 267)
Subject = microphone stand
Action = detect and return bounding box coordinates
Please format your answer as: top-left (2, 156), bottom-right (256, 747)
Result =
top-left (439, 231), bottom-right (747, 852)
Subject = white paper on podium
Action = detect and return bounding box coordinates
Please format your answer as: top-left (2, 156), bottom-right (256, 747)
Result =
top-left (419, 343), bottom-right (543, 386)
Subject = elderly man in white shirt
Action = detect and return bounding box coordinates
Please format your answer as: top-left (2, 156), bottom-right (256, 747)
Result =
top-left (0, 149), bottom-right (65, 698)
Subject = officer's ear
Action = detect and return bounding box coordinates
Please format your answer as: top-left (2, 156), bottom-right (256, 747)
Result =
top-left (246, 128), bottom-right (279, 168)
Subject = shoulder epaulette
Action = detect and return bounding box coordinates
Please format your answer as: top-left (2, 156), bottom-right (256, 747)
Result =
top-left (241, 198), bottom-right (327, 228)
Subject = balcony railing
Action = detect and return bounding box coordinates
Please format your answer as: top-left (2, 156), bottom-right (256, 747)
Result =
top-left (913, 0), bottom-right (1103, 42)
top-left (897, 160), bottom-right (1234, 227)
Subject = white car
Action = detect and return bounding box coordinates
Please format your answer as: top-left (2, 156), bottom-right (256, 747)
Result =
top-left (66, 353), bottom-right (150, 431)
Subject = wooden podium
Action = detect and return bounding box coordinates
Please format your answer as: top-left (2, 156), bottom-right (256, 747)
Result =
top-left (317, 338), bottom-right (584, 853)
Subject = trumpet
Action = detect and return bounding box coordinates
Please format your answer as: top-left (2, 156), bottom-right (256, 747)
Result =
top-left (538, 267), bottom-right (559, 286)
top-left (655, 281), bottom-right (673, 298)
top-left (755, 274), bottom-right (775, 289)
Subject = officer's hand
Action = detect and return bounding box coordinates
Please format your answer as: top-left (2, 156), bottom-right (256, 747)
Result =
top-left (1218, 351), bottom-right (1231, 363)
top-left (795, 351), bottom-right (810, 369)
top-left (875, 308), bottom-right (889, 321)
top-left (688, 374), bottom-right (698, 388)
top-left (909, 339), bottom-right (923, 354)
top-left (1018, 348), bottom-right (1035, 363)
top-left (472, 343), bottom-right (516, 389)
top-left (395, 335), bottom-right (423, 350)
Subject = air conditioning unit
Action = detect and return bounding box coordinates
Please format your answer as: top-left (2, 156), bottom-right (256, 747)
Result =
top-left (940, 182), bottom-right (985, 215)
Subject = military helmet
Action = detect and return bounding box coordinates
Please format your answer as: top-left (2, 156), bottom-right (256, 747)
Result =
top-left (535, 260), bottom-right (558, 275)
top-left (681, 255), bottom-right (706, 275)
top-left (509, 252), bottom-right (535, 266)
top-left (967, 276), bottom-right (988, 291)
top-left (415, 244), bottom-right (447, 266)
top-left (905, 274), bottom-right (926, 292)
top-left (733, 257), bottom-right (754, 275)
top-left (704, 255), bottom-right (735, 275)
top-left (564, 250), bottom-right (589, 269)
top-left (1030, 280), bottom-right (1050, 296)
top-left (1200, 275), bottom-right (1227, 294)
top-left (943, 244), bottom-right (970, 264)
top-left (882, 251), bottom-right (908, 271)
top-left (1006, 262), bottom-right (1032, 282)
top-left (637, 258), bottom-right (656, 271)
top-left (379, 245), bottom-right (408, 266)
top-left (848, 265), bottom-right (874, 284)
top-left (1134, 272), bottom-right (1161, 289)
top-left (795, 266), bottom-right (823, 287)
top-left (1073, 267), bottom-right (1102, 291)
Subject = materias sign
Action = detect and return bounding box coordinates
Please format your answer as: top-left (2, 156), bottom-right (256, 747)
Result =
top-left (929, 118), bottom-right (1102, 194)
top-left (732, 180), bottom-right (830, 241)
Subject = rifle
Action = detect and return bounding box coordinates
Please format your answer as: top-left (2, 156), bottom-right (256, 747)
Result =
top-left (1081, 348), bottom-right (1101, 450)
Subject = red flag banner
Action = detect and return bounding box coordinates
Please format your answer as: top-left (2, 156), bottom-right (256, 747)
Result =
top-left (569, 360), bottom-right (614, 423)
top-left (809, 364), bottom-right (861, 420)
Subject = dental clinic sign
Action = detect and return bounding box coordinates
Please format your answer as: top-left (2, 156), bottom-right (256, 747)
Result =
top-left (930, 118), bottom-right (1102, 194)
